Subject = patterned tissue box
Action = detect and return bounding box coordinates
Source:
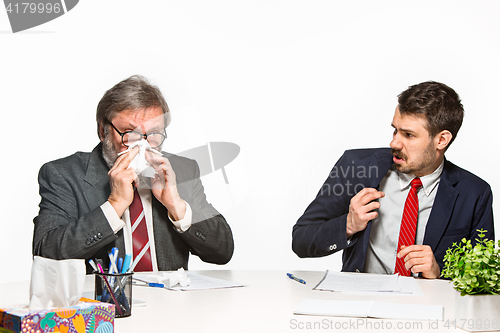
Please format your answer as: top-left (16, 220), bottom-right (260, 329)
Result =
top-left (0, 298), bottom-right (114, 333)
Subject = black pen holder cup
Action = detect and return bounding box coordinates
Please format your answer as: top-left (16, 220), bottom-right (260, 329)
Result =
top-left (94, 271), bottom-right (133, 318)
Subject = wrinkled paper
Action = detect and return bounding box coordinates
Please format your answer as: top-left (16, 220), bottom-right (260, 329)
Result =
top-left (118, 140), bottom-right (162, 178)
top-left (143, 268), bottom-right (191, 288)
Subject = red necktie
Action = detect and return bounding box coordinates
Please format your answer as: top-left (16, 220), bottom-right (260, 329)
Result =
top-left (394, 178), bottom-right (423, 276)
top-left (130, 190), bottom-right (153, 272)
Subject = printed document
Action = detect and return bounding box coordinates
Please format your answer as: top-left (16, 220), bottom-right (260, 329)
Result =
top-left (314, 271), bottom-right (415, 294)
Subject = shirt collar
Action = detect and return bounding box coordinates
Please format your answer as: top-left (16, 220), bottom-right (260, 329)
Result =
top-left (397, 160), bottom-right (444, 196)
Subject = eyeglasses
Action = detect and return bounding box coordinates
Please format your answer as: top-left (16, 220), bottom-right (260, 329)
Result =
top-left (108, 122), bottom-right (167, 149)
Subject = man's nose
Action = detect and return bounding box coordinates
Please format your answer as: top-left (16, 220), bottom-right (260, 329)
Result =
top-left (390, 135), bottom-right (402, 150)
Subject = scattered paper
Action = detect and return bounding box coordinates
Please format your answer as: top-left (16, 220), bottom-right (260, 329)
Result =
top-left (294, 299), bottom-right (443, 321)
top-left (138, 268), bottom-right (191, 288)
top-left (170, 272), bottom-right (244, 291)
top-left (314, 271), bottom-right (415, 294)
top-left (135, 271), bottom-right (244, 291)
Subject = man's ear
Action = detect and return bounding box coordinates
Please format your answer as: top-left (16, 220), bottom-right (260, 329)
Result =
top-left (98, 123), bottom-right (105, 142)
top-left (436, 130), bottom-right (453, 151)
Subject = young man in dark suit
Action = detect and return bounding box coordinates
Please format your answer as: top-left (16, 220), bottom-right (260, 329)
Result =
top-left (292, 81), bottom-right (494, 279)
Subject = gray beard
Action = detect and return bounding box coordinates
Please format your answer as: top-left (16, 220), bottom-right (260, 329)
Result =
top-left (102, 133), bottom-right (118, 169)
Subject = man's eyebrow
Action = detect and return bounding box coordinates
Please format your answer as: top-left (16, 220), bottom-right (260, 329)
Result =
top-left (126, 123), bottom-right (163, 132)
top-left (391, 123), bottom-right (416, 134)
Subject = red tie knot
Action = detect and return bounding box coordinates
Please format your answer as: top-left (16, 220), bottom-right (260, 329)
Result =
top-left (411, 177), bottom-right (422, 190)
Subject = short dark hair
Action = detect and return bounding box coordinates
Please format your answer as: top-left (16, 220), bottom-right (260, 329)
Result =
top-left (96, 75), bottom-right (171, 139)
top-left (398, 81), bottom-right (464, 147)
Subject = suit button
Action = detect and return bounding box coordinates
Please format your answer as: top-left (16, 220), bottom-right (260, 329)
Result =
top-left (97, 233), bottom-right (102, 239)
top-left (94, 235), bottom-right (99, 241)
top-left (329, 244), bottom-right (337, 251)
top-left (85, 240), bottom-right (91, 246)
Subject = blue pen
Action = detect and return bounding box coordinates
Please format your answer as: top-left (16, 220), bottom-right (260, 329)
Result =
top-left (113, 248), bottom-right (119, 275)
top-left (287, 273), bottom-right (306, 284)
top-left (117, 257), bottom-right (123, 273)
top-left (109, 247), bottom-right (118, 273)
top-left (133, 277), bottom-right (164, 288)
top-left (122, 254), bottom-right (132, 273)
top-left (113, 248), bottom-right (119, 264)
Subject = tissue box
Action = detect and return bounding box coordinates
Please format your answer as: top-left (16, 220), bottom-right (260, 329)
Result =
top-left (0, 298), bottom-right (114, 333)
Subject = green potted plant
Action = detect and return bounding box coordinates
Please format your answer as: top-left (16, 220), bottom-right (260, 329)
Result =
top-left (442, 229), bottom-right (500, 331)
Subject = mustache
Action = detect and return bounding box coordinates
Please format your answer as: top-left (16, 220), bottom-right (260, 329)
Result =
top-left (391, 149), bottom-right (407, 160)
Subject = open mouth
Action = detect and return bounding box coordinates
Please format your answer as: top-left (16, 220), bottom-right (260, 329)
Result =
top-left (391, 149), bottom-right (406, 163)
top-left (393, 155), bottom-right (404, 163)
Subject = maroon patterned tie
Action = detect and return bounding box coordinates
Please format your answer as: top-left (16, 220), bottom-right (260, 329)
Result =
top-left (394, 178), bottom-right (422, 276)
top-left (130, 190), bottom-right (153, 272)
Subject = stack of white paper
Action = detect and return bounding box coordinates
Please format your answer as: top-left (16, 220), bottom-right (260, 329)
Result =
top-left (294, 299), bottom-right (443, 321)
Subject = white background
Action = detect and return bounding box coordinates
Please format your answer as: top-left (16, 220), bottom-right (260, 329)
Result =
top-left (1, 1), bottom-right (499, 285)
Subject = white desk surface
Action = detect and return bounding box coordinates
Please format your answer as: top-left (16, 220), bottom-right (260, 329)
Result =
top-left (0, 270), bottom-right (472, 333)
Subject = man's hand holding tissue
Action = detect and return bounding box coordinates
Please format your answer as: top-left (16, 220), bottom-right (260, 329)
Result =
top-left (146, 152), bottom-right (187, 221)
top-left (107, 147), bottom-right (140, 217)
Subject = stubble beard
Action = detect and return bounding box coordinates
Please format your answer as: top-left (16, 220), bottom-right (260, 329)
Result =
top-left (392, 141), bottom-right (436, 175)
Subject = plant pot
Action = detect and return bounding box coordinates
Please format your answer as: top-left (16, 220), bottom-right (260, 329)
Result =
top-left (455, 291), bottom-right (500, 331)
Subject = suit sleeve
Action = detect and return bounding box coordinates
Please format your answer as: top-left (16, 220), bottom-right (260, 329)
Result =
top-left (32, 162), bottom-right (118, 260)
top-left (436, 183), bottom-right (494, 274)
top-left (292, 151), bottom-right (366, 258)
top-left (470, 185), bottom-right (495, 241)
top-left (175, 161), bottom-right (234, 264)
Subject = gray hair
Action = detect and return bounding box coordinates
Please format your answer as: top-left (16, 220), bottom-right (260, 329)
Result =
top-left (96, 75), bottom-right (171, 140)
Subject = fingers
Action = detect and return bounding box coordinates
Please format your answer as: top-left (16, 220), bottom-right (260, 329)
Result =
top-left (111, 147), bottom-right (139, 172)
top-left (397, 244), bottom-right (411, 258)
top-left (350, 188), bottom-right (384, 213)
top-left (146, 154), bottom-right (184, 215)
top-left (350, 189), bottom-right (384, 218)
top-left (107, 147), bottom-right (140, 217)
top-left (346, 188), bottom-right (384, 237)
top-left (355, 188), bottom-right (386, 205)
top-left (147, 154), bottom-right (176, 184)
top-left (398, 245), bottom-right (440, 279)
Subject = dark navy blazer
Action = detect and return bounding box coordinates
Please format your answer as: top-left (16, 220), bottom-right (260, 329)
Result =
top-left (292, 148), bottom-right (494, 275)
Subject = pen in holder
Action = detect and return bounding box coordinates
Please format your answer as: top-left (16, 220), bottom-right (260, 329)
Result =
top-left (94, 271), bottom-right (133, 318)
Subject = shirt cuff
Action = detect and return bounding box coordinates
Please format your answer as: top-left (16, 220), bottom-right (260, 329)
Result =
top-left (169, 201), bottom-right (192, 233)
top-left (101, 201), bottom-right (125, 234)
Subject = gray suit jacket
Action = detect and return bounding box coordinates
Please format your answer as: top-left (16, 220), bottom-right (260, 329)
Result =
top-left (33, 143), bottom-right (234, 273)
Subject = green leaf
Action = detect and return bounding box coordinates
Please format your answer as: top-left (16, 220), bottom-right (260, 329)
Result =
top-left (443, 229), bottom-right (500, 295)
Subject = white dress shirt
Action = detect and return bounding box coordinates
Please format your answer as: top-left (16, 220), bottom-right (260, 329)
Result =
top-left (363, 161), bottom-right (444, 275)
top-left (100, 188), bottom-right (192, 272)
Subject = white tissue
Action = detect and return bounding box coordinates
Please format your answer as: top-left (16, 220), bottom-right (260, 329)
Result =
top-left (145, 268), bottom-right (190, 288)
top-left (117, 140), bottom-right (162, 178)
top-left (29, 256), bottom-right (86, 310)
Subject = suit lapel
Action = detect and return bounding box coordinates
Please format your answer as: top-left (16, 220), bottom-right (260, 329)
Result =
top-left (370, 149), bottom-right (394, 188)
top-left (423, 159), bottom-right (459, 250)
top-left (83, 143), bottom-right (111, 211)
top-left (362, 149), bottom-right (394, 258)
